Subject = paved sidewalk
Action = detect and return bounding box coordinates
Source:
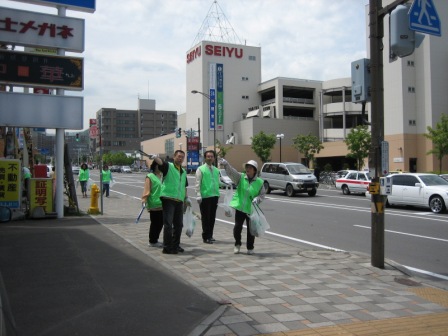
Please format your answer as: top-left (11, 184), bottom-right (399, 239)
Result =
top-left (78, 189), bottom-right (448, 336)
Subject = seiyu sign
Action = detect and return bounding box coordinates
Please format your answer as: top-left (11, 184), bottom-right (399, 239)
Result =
top-left (0, 7), bottom-right (85, 52)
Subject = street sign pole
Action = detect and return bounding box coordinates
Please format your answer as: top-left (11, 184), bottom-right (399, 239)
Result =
top-left (369, 0), bottom-right (408, 268)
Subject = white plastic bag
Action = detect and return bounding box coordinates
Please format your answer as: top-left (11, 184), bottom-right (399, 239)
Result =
top-left (184, 205), bottom-right (196, 238)
top-left (110, 179), bottom-right (116, 189)
top-left (249, 203), bottom-right (270, 237)
top-left (218, 185), bottom-right (234, 217)
top-left (86, 178), bottom-right (93, 191)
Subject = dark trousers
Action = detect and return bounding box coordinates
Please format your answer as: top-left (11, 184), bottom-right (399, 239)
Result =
top-left (162, 198), bottom-right (184, 251)
top-left (80, 180), bottom-right (87, 194)
top-left (102, 183), bottom-right (110, 197)
top-left (199, 196), bottom-right (219, 240)
top-left (149, 210), bottom-right (163, 244)
top-left (234, 209), bottom-right (255, 250)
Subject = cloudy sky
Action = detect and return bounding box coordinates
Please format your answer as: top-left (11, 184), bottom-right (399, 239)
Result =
top-left (1, 0), bottom-right (369, 130)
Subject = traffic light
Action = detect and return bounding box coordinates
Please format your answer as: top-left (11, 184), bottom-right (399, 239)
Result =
top-left (75, 133), bottom-right (79, 141)
top-left (176, 128), bottom-right (182, 138)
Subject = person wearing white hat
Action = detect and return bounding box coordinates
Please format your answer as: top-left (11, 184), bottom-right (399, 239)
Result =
top-left (219, 158), bottom-right (266, 255)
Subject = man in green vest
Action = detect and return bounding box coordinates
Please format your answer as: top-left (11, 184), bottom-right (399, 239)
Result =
top-left (195, 150), bottom-right (220, 244)
top-left (152, 150), bottom-right (190, 254)
top-left (219, 159), bottom-right (265, 255)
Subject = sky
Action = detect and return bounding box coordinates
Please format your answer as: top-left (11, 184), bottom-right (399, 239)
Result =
top-left (0, 0), bottom-right (369, 131)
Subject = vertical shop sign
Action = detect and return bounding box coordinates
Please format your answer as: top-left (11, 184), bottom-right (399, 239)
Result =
top-left (0, 159), bottom-right (21, 208)
top-left (30, 178), bottom-right (53, 213)
top-left (216, 63), bottom-right (224, 130)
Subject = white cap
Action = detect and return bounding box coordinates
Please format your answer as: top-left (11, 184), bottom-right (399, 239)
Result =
top-left (244, 160), bottom-right (258, 171)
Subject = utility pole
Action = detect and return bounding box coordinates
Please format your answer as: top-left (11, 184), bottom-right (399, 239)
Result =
top-left (369, 0), bottom-right (407, 268)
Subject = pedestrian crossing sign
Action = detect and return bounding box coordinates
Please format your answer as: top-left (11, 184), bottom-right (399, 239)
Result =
top-left (409, 0), bottom-right (441, 36)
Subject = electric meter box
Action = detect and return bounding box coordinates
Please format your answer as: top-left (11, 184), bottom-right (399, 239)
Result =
top-left (380, 176), bottom-right (392, 195)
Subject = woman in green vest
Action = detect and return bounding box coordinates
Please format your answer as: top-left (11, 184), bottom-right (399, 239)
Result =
top-left (219, 159), bottom-right (265, 255)
top-left (141, 161), bottom-right (164, 247)
top-left (78, 163), bottom-right (90, 198)
top-left (101, 164), bottom-right (112, 197)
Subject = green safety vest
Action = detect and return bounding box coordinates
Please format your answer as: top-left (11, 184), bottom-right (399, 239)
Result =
top-left (199, 164), bottom-right (220, 198)
top-left (230, 174), bottom-right (264, 214)
top-left (146, 173), bottom-right (162, 209)
top-left (102, 170), bottom-right (111, 183)
top-left (79, 169), bottom-right (89, 182)
top-left (161, 162), bottom-right (187, 202)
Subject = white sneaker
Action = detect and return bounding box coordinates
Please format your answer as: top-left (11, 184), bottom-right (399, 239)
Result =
top-left (233, 245), bottom-right (240, 254)
top-left (149, 242), bottom-right (163, 248)
top-left (247, 249), bottom-right (254, 255)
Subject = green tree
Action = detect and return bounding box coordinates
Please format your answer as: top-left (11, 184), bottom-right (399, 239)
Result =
top-left (215, 139), bottom-right (233, 158)
top-left (344, 125), bottom-right (371, 170)
top-left (251, 131), bottom-right (277, 164)
top-left (292, 133), bottom-right (324, 167)
top-left (424, 113), bottom-right (448, 174)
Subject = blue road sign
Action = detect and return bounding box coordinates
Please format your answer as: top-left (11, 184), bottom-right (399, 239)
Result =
top-left (409, 0), bottom-right (441, 36)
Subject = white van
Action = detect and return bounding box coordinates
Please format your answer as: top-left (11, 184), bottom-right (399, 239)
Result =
top-left (260, 162), bottom-right (319, 197)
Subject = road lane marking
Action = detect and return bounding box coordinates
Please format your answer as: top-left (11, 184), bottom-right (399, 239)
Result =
top-left (402, 265), bottom-right (448, 281)
top-left (354, 225), bottom-right (448, 243)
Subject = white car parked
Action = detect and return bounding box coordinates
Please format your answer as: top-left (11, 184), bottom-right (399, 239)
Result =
top-left (335, 170), bottom-right (371, 195)
top-left (367, 173), bottom-right (448, 214)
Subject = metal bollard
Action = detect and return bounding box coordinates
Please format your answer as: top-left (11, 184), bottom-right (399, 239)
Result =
top-left (88, 183), bottom-right (100, 214)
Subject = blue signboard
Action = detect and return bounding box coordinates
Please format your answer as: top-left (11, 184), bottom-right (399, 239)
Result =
top-left (187, 151), bottom-right (199, 171)
top-left (12, 0), bottom-right (96, 13)
top-left (209, 89), bottom-right (216, 131)
top-left (409, 0), bottom-right (441, 36)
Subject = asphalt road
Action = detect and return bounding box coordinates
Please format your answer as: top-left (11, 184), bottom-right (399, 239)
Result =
top-left (94, 171), bottom-right (448, 281)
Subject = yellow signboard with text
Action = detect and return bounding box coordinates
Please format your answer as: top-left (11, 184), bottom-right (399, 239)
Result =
top-left (30, 178), bottom-right (53, 214)
top-left (0, 159), bottom-right (21, 208)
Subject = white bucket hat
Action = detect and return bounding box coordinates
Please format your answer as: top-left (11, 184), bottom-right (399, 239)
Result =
top-left (244, 160), bottom-right (258, 171)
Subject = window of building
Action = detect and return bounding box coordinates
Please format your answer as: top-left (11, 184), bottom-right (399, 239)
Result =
top-left (242, 77), bottom-right (248, 81)
top-left (407, 60), bottom-right (415, 66)
top-left (409, 120), bottom-right (416, 126)
top-left (249, 56), bottom-right (256, 61)
top-left (408, 87), bottom-right (415, 93)
top-left (242, 95), bottom-right (249, 99)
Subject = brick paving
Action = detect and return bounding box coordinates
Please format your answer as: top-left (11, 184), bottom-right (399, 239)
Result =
top-left (77, 188), bottom-right (448, 336)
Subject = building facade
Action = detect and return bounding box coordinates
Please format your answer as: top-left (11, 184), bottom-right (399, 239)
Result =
top-left (95, 99), bottom-right (177, 155)
top-left (144, 0), bottom-right (447, 173)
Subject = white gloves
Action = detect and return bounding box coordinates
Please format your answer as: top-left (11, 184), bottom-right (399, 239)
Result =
top-left (149, 154), bottom-right (158, 160)
top-left (196, 196), bottom-right (202, 205)
top-left (252, 197), bottom-right (261, 205)
top-left (219, 158), bottom-right (228, 166)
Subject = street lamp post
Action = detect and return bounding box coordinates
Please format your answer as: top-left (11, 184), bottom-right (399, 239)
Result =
top-left (191, 90), bottom-right (216, 157)
top-left (276, 134), bottom-right (284, 162)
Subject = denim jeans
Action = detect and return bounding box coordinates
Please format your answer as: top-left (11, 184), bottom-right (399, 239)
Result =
top-left (161, 198), bottom-right (184, 251)
top-left (102, 183), bottom-right (110, 197)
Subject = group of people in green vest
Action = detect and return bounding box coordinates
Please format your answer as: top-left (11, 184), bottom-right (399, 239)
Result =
top-left (78, 164), bottom-right (113, 198)
top-left (141, 149), bottom-right (265, 255)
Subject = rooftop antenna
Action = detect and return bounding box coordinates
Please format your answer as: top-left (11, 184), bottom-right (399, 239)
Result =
top-left (191, 0), bottom-right (242, 47)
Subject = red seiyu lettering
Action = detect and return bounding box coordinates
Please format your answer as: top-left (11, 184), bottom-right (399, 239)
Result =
top-left (186, 46), bottom-right (201, 64)
top-left (213, 45), bottom-right (222, 56)
top-left (204, 44), bottom-right (243, 59)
